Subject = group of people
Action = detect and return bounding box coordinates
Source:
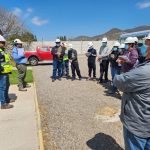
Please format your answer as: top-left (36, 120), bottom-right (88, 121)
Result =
top-left (51, 36), bottom-right (146, 95)
top-left (51, 39), bottom-right (82, 82)
top-left (1, 33), bottom-right (150, 150)
top-left (0, 35), bottom-right (30, 109)
top-left (51, 35), bottom-right (150, 150)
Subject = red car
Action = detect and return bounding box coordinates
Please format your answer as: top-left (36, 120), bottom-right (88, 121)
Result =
top-left (25, 46), bottom-right (53, 66)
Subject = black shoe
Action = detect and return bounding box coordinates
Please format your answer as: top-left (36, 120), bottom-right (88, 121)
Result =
top-left (19, 87), bottom-right (27, 91)
top-left (98, 79), bottom-right (103, 84)
top-left (52, 79), bottom-right (56, 82)
top-left (1, 104), bottom-right (14, 109)
top-left (104, 79), bottom-right (109, 83)
top-left (58, 78), bottom-right (62, 81)
top-left (24, 84), bottom-right (31, 88)
top-left (72, 77), bottom-right (75, 81)
top-left (79, 77), bottom-right (82, 80)
top-left (108, 90), bottom-right (116, 95)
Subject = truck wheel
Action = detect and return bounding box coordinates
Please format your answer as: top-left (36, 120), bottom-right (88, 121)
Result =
top-left (29, 57), bottom-right (38, 66)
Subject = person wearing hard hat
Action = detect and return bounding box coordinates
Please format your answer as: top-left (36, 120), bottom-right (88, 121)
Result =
top-left (113, 36), bottom-right (150, 150)
top-left (68, 44), bottom-right (82, 81)
top-left (12, 39), bottom-right (28, 91)
top-left (98, 37), bottom-right (110, 83)
top-left (117, 37), bottom-right (138, 73)
top-left (51, 39), bottom-right (65, 82)
top-left (85, 42), bottom-right (97, 80)
top-left (108, 41), bottom-right (121, 94)
top-left (0, 35), bottom-right (13, 109)
top-left (61, 43), bottom-right (70, 79)
top-left (119, 43), bottom-right (126, 55)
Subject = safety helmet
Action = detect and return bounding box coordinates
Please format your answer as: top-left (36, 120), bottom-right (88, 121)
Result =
top-left (55, 39), bottom-right (61, 43)
top-left (133, 37), bottom-right (138, 43)
top-left (0, 35), bottom-right (6, 42)
top-left (101, 37), bottom-right (108, 43)
top-left (113, 41), bottom-right (120, 47)
top-left (143, 33), bottom-right (150, 40)
top-left (124, 37), bottom-right (135, 44)
top-left (88, 42), bottom-right (93, 48)
top-left (14, 39), bottom-right (23, 44)
top-left (119, 44), bottom-right (125, 49)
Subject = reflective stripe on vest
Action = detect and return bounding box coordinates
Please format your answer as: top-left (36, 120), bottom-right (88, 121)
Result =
top-left (0, 49), bottom-right (13, 73)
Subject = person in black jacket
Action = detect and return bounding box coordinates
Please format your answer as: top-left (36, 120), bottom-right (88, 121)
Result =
top-left (108, 41), bottom-right (121, 94)
top-left (68, 44), bottom-right (82, 81)
top-left (51, 39), bottom-right (65, 82)
top-left (86, 42), bottom-right (97, 80)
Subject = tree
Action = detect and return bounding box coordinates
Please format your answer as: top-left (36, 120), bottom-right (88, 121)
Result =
top-left (0, 7), bottom-right (24, 38)
top-left (7, 32), bottom-right (37, 42)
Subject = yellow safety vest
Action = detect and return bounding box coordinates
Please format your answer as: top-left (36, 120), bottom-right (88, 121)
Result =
top-left (63, 48), bottom-right (69, 61)
top-left (0, 48), bottom-right (13, 74)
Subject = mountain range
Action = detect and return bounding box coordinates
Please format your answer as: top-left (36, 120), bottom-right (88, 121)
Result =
top-left (71, 25), bottom-right (150, 41)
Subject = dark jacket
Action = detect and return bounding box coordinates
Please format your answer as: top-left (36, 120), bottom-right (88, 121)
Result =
top-left (68, 48), bottom-right (78, 62)
top-left (109, 49), bottom-right (120, 68)
top-left (51, 46), bottom-right (65, 62)
top-left (87, 48), bottom-right (97, 63)
top-left (114, 60), bottom-right (150, 138)
top-left (0, 49), bottom-right (5, 73)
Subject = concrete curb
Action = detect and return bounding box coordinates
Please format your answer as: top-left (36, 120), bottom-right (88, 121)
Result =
top-left (33, 82), bottom-right (45, 150)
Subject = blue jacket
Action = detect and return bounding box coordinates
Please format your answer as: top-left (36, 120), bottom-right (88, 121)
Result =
top-left (12, 47), bottom-right (27, 64)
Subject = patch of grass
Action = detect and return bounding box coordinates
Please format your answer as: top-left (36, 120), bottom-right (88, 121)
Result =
top-left (9, 70), bottom-right (33, 85)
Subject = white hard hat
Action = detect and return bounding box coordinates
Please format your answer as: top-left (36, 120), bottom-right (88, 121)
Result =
top-left (55, 39), bottom-right (61, 43)
top-left (124, 37), bottom-right (135, 44)
top-left (101, 37), bottom-right (108, 43)
top-left (113, 41), bottom-right (120, 47)
top-left (14, 39), bottom-right (23, 44)
top-left (119, 44), bottom-right (125, 49)
top-left (68, 44), bottom-right (73, 49)
top-left (0, 35), bottom-right (6, 42)
top-left (133, 37), bottom-right (138, 43)
top-left (88, 42), bottom-right (93, 48)
top-left (143, 33), bottom-right (150, 40)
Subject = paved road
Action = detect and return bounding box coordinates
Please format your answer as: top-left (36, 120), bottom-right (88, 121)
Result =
top-left (33, 56), bottom-right (124, 150)
top-left (0, 84), bottom-right (39, 150)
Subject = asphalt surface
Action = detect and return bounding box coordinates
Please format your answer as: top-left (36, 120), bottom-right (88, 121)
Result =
top-left (33, 56), bottom-right (124, 150)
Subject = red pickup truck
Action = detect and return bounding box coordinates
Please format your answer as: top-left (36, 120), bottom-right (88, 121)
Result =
top-left (25, 46), bottom-right (53, 66)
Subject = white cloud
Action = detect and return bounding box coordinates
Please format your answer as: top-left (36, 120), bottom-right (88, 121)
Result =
top-left (137, 2), bottom-right (150, 9)
top-left (27, 8), bottom-right (33, 13)
top-left (31, 17), bottom-right (48, 26)
top-left (12, 7), bottom-right (33, 19)
top-left (12, 7), bottom-right (22, 17)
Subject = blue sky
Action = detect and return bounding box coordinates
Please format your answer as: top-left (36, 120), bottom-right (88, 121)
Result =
top-left (0, 0), bottom-right (150, 40)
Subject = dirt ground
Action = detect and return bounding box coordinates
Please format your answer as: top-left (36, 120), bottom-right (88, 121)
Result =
top-left (33, 56), bottom-right (124, 150)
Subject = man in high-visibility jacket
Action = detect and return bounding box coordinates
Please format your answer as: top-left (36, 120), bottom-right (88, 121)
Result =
top-left (0, 35), bottom-right (13, 109)
top-left (62, 43), bottom-right (69, 78)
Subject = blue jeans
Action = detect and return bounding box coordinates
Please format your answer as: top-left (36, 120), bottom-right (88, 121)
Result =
top-left (123, 126), bottom-right (150, 150)
top-left (52, 59), bottom-right (63, 80)
top-left (111, 66), bottom-right (120, 92)
top-left (62, 60), bottom-right (69, 76)
top-left (0, 74), bottom-right (10, 105)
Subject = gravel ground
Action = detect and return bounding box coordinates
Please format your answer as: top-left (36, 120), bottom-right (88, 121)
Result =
top-left (33, 56), bottom-right (124, 150)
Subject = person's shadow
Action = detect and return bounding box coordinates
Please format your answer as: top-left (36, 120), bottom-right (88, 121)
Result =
top-left (86, 133), bottom-right (124, 150)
